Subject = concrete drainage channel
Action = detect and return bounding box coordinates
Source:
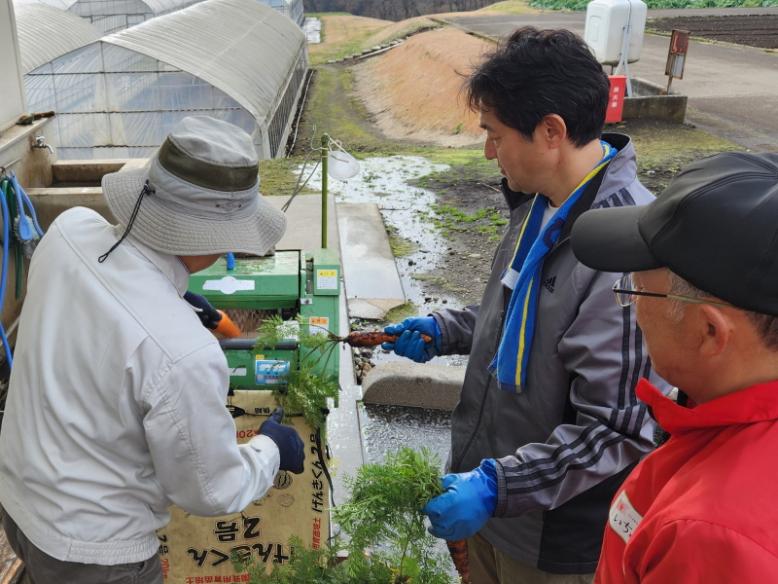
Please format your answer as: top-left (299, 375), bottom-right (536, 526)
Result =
top-left (308, 155), bottom-right (467, 476)
top-left (316, 155), bottom-right (466, 576)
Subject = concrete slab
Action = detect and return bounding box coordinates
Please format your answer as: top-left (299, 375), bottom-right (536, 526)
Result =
top-left (337, 203), bottom-right (405, 320)
top-left (326, 292), bottom-right (365, 507)
top-left (362, 361), bottom-right (465, 411)
top-left (623, 79), bottom-right (688, 124)
top-left (267, 194), bottom-right (339, 251)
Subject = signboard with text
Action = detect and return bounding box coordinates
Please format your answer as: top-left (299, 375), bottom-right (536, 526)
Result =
top-left (157, 390), bottom-right (330, 584)
top-left (665, 29), bottom-right (690, 92)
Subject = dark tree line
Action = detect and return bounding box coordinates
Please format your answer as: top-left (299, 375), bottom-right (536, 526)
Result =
top-left (303, 0), bottom-right (494, 20)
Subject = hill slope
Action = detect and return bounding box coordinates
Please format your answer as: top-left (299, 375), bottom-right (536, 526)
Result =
top-left (354, 28), bottom-right (492, 146)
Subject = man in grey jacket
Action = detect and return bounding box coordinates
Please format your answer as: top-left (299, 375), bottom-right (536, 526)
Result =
top-left (384, 28), bottom-right (668, 583)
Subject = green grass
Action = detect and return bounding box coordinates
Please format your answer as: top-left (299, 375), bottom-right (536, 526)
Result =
top-left (375, 19), bottom-right (440, 45)
top-left (479, 0), bottom-right (538, 13)
top-left (422, 203), bottom-right (506, 240)
top-left (296, 66), bottom-right (394, 155)
top-left (311, 31), bottom-right (381, 65)
top-left (620, 119), bottom-right (742, 176)
top-left (309, 17), bottom-right (439, 66)
top-left (259, 157), bottom-right (319, 197)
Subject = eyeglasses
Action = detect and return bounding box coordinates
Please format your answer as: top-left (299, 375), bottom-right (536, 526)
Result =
top-left (611, 274), bottom-right (731, 308)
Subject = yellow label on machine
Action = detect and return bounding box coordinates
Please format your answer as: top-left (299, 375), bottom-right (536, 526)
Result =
top-left (308, 316), bottom-right (330, 336)
top-left (315, 269), bottom-right (338, 290)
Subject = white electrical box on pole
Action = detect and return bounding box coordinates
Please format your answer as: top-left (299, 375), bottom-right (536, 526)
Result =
top-left (584, 0), bottom-right (647, 97)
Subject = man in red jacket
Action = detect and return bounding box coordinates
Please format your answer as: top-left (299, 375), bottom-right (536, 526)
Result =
top-left (569, 151), bottom-right (778, 583)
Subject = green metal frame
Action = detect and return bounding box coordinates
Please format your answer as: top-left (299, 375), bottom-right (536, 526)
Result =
top-left (188, 248), bottom-right (341, 389)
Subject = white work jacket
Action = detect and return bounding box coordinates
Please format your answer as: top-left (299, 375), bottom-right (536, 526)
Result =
top-left (0, 207), bottom-right (279, 565)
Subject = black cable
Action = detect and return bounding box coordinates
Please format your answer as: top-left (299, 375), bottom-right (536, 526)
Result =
top-left (98, 180), bottom-right (155, 263)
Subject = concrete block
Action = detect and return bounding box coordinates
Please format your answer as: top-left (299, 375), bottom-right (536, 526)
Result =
top-left (26, 187), bottom-right (113, 230)
top-left (362, 361), bottom-right (465, 411)
top-left (51, 159), bottom-right (129, 184)
top-left (622, 78), bottom-right (687, 124)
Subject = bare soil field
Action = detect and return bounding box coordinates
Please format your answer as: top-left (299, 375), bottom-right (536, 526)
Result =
top-left (354, 28), bottom-right (491, 147)
top-left (650, 15), bottom-right (778, 49)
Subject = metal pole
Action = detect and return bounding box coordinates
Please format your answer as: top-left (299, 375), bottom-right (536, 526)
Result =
top-left (321, 134), bottom-right (328, 249)
top-left (618, 0), bottom-right (633, 97)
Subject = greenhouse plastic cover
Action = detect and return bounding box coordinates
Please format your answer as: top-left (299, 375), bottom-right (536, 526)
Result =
top-left (15, 0), bottom-right (202, 19)
top-left (133, 0), bottom-right (201, 16)
top-left (14, 2), bottom-right (101, 73)
top-left (14, 0), bottom-right (79, 12)
top-left (103, 0), bottom-right (306, 125)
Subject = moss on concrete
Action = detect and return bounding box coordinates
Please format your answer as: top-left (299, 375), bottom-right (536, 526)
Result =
top-left (384, 302), bottom-right (418, 323)
top-left (620, 119), bottom-right (742, 181)
top-left (389, 235), bottom-right (418, 257)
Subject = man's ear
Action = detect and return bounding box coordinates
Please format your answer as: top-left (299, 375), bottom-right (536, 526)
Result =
top-left (537, 114), bottom-right (567, 149)
top-left (698, 305), bottom-right (734, 358)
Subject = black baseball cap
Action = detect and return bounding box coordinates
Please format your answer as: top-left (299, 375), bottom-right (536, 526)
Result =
top-left (571, 152), bottom-right (778, 316)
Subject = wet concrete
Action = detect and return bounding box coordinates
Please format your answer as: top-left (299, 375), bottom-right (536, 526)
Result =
top-left (326, 291), bottom-right (365, 507)
top-left (357, 402), bottom-right (455, 575)
top-left (359, 404), bottom-right (452, 469)
top-left (337, 202), bottom-right (405, 320)
top-left (316, 155), bottom-right (472, 515)
top-left (270, 194), bottom-right (339, 251)
top-left (307, 155), bottom-right (461, 317)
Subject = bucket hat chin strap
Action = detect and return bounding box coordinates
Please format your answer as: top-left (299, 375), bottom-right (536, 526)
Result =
top-left (98, 180), bottom-right (155, 263)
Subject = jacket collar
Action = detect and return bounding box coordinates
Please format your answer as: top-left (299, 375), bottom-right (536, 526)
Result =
top-left (637, 378), bottom-right (778, 435)
top-left (501, 179), bottom-right (533, 210)
top-left (124, 232), bottom-right (190, 297)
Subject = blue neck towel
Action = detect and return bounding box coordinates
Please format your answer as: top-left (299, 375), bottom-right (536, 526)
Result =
top-left (490, 142), bottom-right (617, 392)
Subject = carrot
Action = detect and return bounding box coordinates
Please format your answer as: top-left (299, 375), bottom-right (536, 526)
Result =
top-left (344, 331), bottom-right (432, 347)
top-left (446, 539), bottom-right (470, 583)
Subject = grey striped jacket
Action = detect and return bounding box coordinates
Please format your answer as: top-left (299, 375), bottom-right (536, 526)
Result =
top-left (434, 133), bottom-right (669, 574)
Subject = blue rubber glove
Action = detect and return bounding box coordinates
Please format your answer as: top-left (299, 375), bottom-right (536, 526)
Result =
top-left (422, 459), bottom-right (498, 541)
top-left (382, 316), bottom-right (442, 363)
top-left (184, 291), bottom-right (221, 330)
top-left (258, 408), bottom-right (305, 474)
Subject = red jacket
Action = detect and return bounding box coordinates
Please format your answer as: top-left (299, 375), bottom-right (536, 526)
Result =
top-left (596, 378), bottom-right (778, 583)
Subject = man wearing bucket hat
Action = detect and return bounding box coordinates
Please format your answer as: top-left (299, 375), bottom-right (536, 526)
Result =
top-left (0, 116), bottom-right (305, 584)
top-left (570, 152), bottom-right (778, 582)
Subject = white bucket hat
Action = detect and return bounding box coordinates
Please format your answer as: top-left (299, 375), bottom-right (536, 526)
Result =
top-left (100, 116), bottom-right (286, 260)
